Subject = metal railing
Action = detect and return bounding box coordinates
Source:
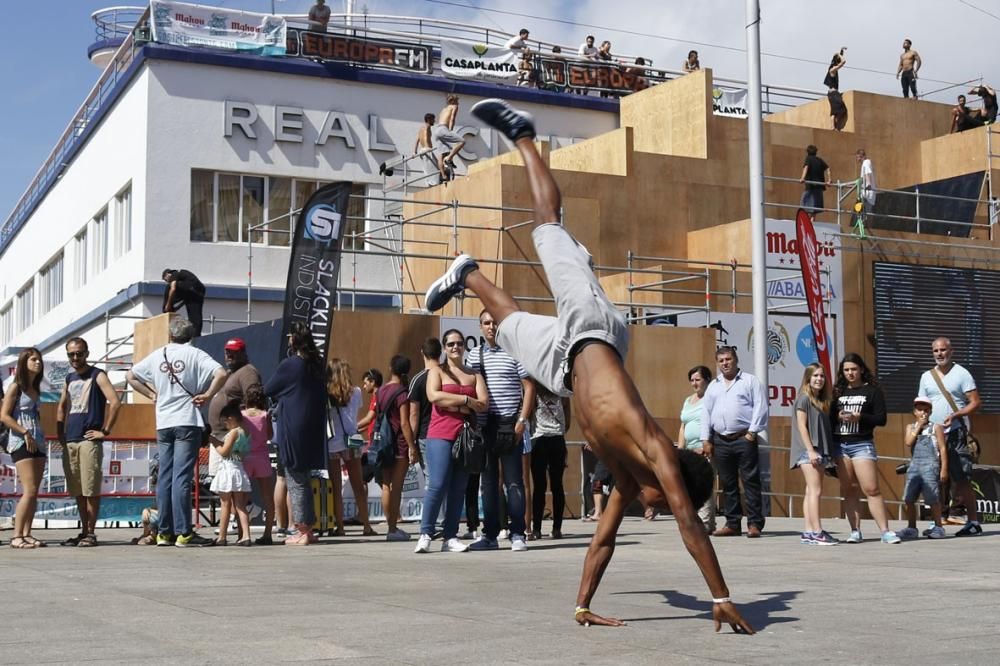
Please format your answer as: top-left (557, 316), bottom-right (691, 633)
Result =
top-left (764, 174), bottom-right (995, 239)
top-left (92, 6), bottom-right (145, 41)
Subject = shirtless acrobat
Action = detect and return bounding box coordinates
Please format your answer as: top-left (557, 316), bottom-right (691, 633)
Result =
top-left (424, 98), bottom-right (755, 633)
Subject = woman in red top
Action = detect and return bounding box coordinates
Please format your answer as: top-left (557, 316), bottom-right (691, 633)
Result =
top-left (414, 329), bottom-right (488, 554)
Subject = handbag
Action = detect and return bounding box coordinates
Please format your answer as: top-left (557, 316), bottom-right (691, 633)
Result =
top-left (479, 345), bottom-right (522, 455)
top-left (930, 367), bottom-right (981, 463)
top-left (452, 419), bottom-right (486, 474)
top-left (162, 348), bottom-right (213, 447)
top-left (331, 397), bottom-right (365, 453)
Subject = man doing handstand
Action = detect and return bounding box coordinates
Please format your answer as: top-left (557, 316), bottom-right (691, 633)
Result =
top-left (425, 98), bottom-right (755, 634)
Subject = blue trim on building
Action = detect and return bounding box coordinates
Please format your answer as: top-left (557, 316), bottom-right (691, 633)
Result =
top-left (2, 43), bottom-right (618, 256)
top-left (87, 38), bottom-right (125, 60)
top-left (0, 282), bottom-right (397, 358)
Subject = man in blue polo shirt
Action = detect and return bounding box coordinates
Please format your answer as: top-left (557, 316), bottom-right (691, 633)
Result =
top-left (466, 309), bottom-right (535, 552)
top-left (701, 346), bottom-right (768, 538)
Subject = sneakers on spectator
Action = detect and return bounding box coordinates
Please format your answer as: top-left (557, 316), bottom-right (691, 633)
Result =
top-left (498, 529), bottom-right (510, 541)
top-left (845, 530), bottom-right (863, 544)
top-left (897, 527), bottom-right (920, 540)
top-left (442, 538), bottom-right (469, 552)
top-left (926, 525), bottom-right (947, 539)
top-left (424, 254), bottom-right (479, 312)
top-left (800, 532), bottom-right (817, 544)
top-left (510, 534), bottom-right (528, 551)
top-left (812, 531), bottom-right (839, 546)
top-left (155, 533), bottom-right (175, 547)
top-left (414, 534), bottom-right (432, 553)
top-left (386, 528), bottom-right (411, 542)
top-left (470, 98), bottom-right (536, 143)
top-left (955, 521), bottom-right (983, 536)
top-left (175, 532), bottom-right (214, 547)
top-left (460, 529), bottom-right (477, 540)
top-left (880, 530), bottom-right (901, 544)
top-left (468, 536), bottom-right (499, 551)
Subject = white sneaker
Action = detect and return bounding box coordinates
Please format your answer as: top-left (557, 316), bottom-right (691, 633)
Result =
top-left (498, 529), bottom-right (510, 541)
top-left (386, 528), bottom-right (411, 542)
top-left (414, 534), bottom-right (432, 553)
top-left (510, 534), bottom-right (528, 551)
top-left (442, 537), bottom-right (469, 552)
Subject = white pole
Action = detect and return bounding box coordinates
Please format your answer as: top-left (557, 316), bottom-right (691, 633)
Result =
top-left (746, 0), bottom-right (769, 392)
top-left (345, 0), bottom-right (354, 26)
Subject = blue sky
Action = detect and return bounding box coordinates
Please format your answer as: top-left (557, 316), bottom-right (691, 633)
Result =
top-left (2, 0), bottom-right (999, 221)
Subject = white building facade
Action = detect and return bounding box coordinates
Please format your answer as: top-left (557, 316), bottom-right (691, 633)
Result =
top-left (0, 39), bottom-right (618, 368)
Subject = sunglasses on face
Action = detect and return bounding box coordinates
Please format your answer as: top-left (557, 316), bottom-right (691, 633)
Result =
top-left (67, 351), bottom-right (87, 358)
top-left (445, 341), bottom-right (465, 348)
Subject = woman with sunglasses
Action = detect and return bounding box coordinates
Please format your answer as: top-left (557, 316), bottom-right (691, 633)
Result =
top-left (1, 348), bottom-right (48, 548)
top-left (414, 329), bottom-right (488, 553)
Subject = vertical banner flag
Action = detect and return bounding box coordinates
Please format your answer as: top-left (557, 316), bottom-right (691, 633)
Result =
top-left (795, 208), bottom-right (833, 382)
top-left (150, 0), bottom-right (287, 56)
top-left (280, 183), bottom-right (352, 361)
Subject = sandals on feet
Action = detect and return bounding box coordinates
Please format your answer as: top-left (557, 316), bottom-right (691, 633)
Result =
top-left (285, 532), bottom-right (310, 546)
top-left (23, 535), bottom-right (46, 547)
top-left (235, 539), bottom-right (252, 547)
top-left (10, 537), bottom-right (37, 549)
top-left (77, 534), bottom-right (98, 547)
top-left (61, 533), bottom-right (85, 547)
top-left (362, 527), bottom-right (378, 536)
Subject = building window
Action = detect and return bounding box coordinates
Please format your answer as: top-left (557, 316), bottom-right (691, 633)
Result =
top-left (114, 185), bottom-right (132, 257)
top-left (0, 305), bottom-right (12, 347)
top-left (39, 252), bottom-right (64, 314)
top-left (93, 208), bottom-right (109, 272)
top-left (16, 280), bottom-right (34, 332)
top-left (74, 228), bottom-right (89, 287)
top-left (190, 170), bottom-right (367, 248)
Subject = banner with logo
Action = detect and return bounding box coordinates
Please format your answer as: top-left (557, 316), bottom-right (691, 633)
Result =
top-left (795, 209), bottom-right (834, 382)
top-left (280, 182), bottom-right (352, 361)
top-left (286, 29), bottom-right (430, 73)
top-left (150, 0), bottom-right (286, 56)
top-left (538, 58), bottom-right (649, 94)
top-left (712, 87), bottom-right (748, 117)
top-left (440, 39), bottom-right (520, 83)
top-left (972, 467), bottom-right (1000, 523)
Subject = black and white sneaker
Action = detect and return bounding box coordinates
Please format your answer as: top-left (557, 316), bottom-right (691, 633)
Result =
top-left (424, 254), bottom-right (479, 312)
top-left (470, 99), bottom-right (536, 142)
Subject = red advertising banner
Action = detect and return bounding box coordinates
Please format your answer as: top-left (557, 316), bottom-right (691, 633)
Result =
top-left (795, 209), bottom-right (833, 382)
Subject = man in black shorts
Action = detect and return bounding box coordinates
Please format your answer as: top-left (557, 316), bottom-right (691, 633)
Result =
top-left (424, 98), bottom-right (754, 633)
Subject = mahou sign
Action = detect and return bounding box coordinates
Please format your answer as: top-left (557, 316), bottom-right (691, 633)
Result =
top-left (795, 209), bottom-right (833, 382)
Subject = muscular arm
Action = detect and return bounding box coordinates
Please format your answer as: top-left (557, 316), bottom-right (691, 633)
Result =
top-left (575, 475), bottom-right (640, 626)
top-left (913, 51), bottom-right (921, 74)
top-left (56, 384), bottom-right (69, 444)
top-left (90, 371), bottom-right (122, 439)
top-left (163, 281), bottom-right (177, 312)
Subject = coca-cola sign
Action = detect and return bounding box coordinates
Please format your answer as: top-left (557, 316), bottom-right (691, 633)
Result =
top-left (795, 209), bottom-right (833, 382)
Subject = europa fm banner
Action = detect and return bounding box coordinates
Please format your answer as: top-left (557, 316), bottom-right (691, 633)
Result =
top-left (280, 182), bottom-right (352, 361)
top-left (150, 0), bottom-right (286, 56)
top-left (440, 39), bottom-right (519, 83)
top-left (795, 209), bottom-right (834, 383)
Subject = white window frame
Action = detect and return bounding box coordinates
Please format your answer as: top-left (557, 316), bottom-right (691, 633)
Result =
top-left (114, 184), bottom-right (132, 258)
top-left (38, 251), bottom-right (64, 315)
top-left (16, 280), bottom-right (34, 332)
top-left (93, 207), bottom-right (109, 272)
top-left (0, 304), bottom-right (12, 347)
top-left (74, 227), bottom-right (89, 288)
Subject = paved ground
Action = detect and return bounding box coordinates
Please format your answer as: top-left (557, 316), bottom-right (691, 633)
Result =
top-left (1, 516), bottom-right (998, 665)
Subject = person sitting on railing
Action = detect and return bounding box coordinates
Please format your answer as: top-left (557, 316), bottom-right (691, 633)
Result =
top-left (596, 41), bottom-right (618, 98)
top-left (624, 57), bottom-right (649, 93)
top-left (308, 0), bottom-right (331, 32)
top-left (426, 95), bottom-right (466, 184)
top-left (683, 50), bottom-right (700, 73)
top-left (951, 94), bottom-right (983, 133)
top-left (969, 84), bottom-right (997, 125)
top-left (505, 28), bottom-right (530, 52)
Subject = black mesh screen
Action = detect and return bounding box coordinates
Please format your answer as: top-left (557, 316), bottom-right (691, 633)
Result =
top-left (872, 261), bottom-right (998, 413)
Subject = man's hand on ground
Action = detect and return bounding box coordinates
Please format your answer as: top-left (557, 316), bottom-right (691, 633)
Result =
top-left (712, 601), bottom-right (755, 634)
top-left (575, 609), bottom-right (626, 627)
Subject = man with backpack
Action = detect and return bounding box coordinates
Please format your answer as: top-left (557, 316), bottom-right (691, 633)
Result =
top-left (466, 310), bottom-right (535, 552)
top-left (372, 355), bottom-right (417, 541)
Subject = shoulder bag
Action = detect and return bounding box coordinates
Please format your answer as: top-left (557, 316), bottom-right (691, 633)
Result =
top-left (479, 345), bottom-right (522, 455)
top-left (931, 368), bottom-right (980, 463)
top-left (453, 417), bottom-right (486, 474)
top-left (162, 348), bottom-right (212, 447)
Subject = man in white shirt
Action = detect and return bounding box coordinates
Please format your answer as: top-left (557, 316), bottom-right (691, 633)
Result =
top-left (917, 337), bottom-right (982, 535)
top-left (856, 149), bottom-right (876, 215)
top-left (127, 318), bottom-right (227, 547)
top-left (578, 35), bottom-right (597, 59)
top-left (505, 28), bottom-right (530, 52)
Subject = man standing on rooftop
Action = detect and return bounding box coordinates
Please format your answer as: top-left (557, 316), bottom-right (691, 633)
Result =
top-left (896, 39), bottom-right (921, 99)
top-left (308, 0), bottom-right (331, 32)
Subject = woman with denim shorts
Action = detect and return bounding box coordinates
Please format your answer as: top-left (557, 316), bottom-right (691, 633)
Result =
top-left (790, 363), bottom-right (837, 545)
top-left (831, 353), bottom-right (900, 544)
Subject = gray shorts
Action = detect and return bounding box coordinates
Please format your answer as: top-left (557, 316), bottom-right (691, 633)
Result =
top-left (497, 224), bottom-right (629, 397)
top-left (431, 125), bottom-right (463, 150)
